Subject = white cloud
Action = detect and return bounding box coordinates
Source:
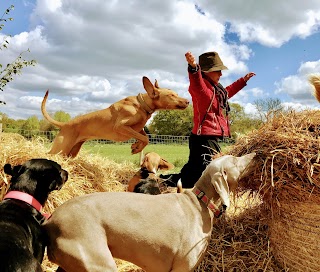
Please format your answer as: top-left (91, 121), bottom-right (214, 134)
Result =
top-left (1, 0), bottom-right (320, 120)
top-left (197, 0), bottom-right (320, 47)
top-left (275, 59), bottom-right (320, 101)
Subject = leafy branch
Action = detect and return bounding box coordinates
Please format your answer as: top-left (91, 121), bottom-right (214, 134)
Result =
top-left (0, 5), bottom-right (37, 105)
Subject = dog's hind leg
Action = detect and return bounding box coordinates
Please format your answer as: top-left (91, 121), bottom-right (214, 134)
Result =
top-left (48, 130), bottom-right (80, 157)
top-left (68, 141), bottom-right (85, 158)
top-left (51, 239), bottom-right (117, 272)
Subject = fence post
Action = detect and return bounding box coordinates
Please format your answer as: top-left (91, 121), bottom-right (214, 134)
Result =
top-left (0, 114), bottom-right (2, 133)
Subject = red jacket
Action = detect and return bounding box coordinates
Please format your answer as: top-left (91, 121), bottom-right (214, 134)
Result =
top-left (188, 68), bottom-right (247, 137)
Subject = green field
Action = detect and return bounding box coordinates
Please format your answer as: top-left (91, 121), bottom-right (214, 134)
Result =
top-left (82, 142), bottom-right (230, 173)
top-left (82, 143), bottom-right (189, 171)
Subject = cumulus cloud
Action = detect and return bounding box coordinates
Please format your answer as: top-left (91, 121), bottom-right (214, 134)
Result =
top-left (0, 0), bottom-right (320, 119)
top-left (275, 59), bottom-right (320, 103)
top-left (197, 0), bottom-right (320, 47)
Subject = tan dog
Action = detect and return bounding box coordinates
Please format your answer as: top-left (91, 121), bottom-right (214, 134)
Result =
top-left (127, 152), bottom-right (174, 193)
top-left (43, 152), bottom-right (255, 272)
top-left (309, 74), bottom-right (320, 102)
top-left (41, 77), bottom-right (189, 157)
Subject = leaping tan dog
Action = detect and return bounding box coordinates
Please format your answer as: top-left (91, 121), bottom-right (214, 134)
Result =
top-left (43, 152), bottom-right (256, 272)
top-left (309, 74), bottom-right (320, 102)
top-left (41, 77), bottom-right (189, 158)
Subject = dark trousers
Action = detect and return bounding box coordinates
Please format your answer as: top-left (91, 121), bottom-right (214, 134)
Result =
top-left (161, 133), bottom-right (222, 188)
top-left (180, 133), bottom-right (221, 188)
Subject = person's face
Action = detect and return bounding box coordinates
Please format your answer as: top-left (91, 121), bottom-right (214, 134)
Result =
top-left (206, 70), bottom-right (222, 84)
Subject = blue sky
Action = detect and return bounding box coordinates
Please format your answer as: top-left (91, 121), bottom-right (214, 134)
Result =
top-left (0, 0), bottom-right (320, 120)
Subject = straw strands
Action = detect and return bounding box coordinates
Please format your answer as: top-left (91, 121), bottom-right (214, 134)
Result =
top-left (228, 109), bottom-right (320, 271)
top-left (2, 107), bottom-right (320, 272)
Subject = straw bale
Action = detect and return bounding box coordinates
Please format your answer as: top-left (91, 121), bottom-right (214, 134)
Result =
top-left (0, 133), bottom-right (139, 271)
top-left (196, 198), bottom-right (283, 272)
top-left (269, 201), bottom-right (320, 272)
top-left (0, 132), bottom-right (289, 271)
top-left (229, 110), bottom-right (320, 205)
top-left (227, 109), bottom-right (320, 271)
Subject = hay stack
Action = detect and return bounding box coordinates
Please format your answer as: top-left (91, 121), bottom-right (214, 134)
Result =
top-left (0, 133), bottom-right (140, 271)
top-left (228, 110), bottom-right (320, 271)
top-left (1, 126), bottom-right (309, 272)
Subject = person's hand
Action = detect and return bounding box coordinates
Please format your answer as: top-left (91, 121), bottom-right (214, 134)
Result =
top-left (243, 72), bottom-right (256, 82)
top-left (185, 51), bottom-right (196, 68)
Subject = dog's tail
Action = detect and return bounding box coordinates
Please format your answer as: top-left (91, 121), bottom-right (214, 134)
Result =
top-left (41, 90), bottom-right (65, 128)
top-left (309, 74), bottom-right (320, 103)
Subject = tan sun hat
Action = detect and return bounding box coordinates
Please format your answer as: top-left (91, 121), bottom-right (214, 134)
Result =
top-left (199, 51), bottom-right (228, 72)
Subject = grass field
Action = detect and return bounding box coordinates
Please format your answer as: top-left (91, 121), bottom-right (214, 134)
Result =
top-left (82, 142), bottom-right (230, 173)
top-left (82, 143), bottom-right (189, 171)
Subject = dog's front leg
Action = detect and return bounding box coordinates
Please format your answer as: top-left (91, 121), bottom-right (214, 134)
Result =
top-left (131, 129), bottom-right (148, 154)
top-left (114, 122), bottom-right (149, 154)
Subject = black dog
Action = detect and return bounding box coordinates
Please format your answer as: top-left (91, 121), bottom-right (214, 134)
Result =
top-left (133, 177), bottom-right (161, 195)
top-left (0, 158), bottom-right (68, 272)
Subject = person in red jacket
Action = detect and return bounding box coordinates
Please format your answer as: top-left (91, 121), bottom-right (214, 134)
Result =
top-left (161, 51), bottom-right (256, 188)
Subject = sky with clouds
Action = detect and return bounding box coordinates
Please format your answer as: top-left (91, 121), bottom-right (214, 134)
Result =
top-left (0, 0), bottom-right (320, 120)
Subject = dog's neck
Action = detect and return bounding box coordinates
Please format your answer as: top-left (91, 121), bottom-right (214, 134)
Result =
top-left (192, 187), bottom-right (222, 217)
top-left (137, 93), bottom-right (155, 115)
top-left (3, 191), bottom-right (50, 219)
top-left (192, 176), bottom-right (224, 217)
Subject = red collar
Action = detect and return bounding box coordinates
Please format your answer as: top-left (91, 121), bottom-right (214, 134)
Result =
top-left (192, 187), bottom-right (222, 218)
top-left (3, 191), bottom-right (50, 219)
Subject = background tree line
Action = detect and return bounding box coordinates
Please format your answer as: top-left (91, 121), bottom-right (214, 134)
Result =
top-left (1, 97), bottom-right (283, 140)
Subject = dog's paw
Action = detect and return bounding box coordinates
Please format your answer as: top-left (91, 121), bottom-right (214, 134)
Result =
top-left (131, 146), bottom-right (142, 154)
top-left (131, 141), bottom-right (144, 154)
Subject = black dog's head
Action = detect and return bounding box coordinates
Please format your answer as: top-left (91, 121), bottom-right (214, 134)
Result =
top-left (4, 159), bottom-right (68, 206)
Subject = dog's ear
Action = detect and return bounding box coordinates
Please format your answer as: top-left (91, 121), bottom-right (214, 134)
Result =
top-left (142, 76), bottom-right (159, 99)
top-left (4, 164), bottom-right (25, 177)
top-left (212, 171), bottom-right (230, 208)
top-left (154, 79), bottom-right (159, 88)
top-left (158, 158), bottom-right (174, 171)
top-left (4, 164), bottom-right (13, 176)
top-left (4, 164), bottom-right (25, 185)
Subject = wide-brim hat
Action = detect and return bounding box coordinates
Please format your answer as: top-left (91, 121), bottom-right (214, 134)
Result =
top-left (199, 51), bottom-right (228, 72)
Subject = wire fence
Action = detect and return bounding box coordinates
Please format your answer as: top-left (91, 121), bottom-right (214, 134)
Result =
top-left (2, 128), bottom-right (190, 145)
top-left (1, 128), bottom-right (234, 145)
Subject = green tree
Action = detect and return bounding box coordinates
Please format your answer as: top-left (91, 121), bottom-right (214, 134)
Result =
top-left (0, 5), bottom-right (37, 105)
top-left (148, 106), bottom-right (193, 136)
top-left (19, 115), bottom-right (40, 138)
top-left (41, 111), bottom-right (71, 131)
top-left (0, 112), bottom-right (24, 131)
top-left (21, 115), bottom-right (40, 130)
top-left (229, 103), bottom-right (262, 136)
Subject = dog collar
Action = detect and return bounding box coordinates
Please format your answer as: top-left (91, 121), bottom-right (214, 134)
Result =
top-left (3, 191), bottom-right (50, 219)
top-left (192, 187), bottom-right (222, 218)
top-left (137, 93), bottom-right (154, 114)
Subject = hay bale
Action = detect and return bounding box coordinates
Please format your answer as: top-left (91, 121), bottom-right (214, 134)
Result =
top-left (228, 109), bottom-right (320, 271)
top-left (196, 200), bottom-right (282, 272)
top-left (0, 133), bottom-right (140, 271)
top-left (0, 132), bottom-right (287, 271)
top-left (270, 201), bottom-right (320, 271)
